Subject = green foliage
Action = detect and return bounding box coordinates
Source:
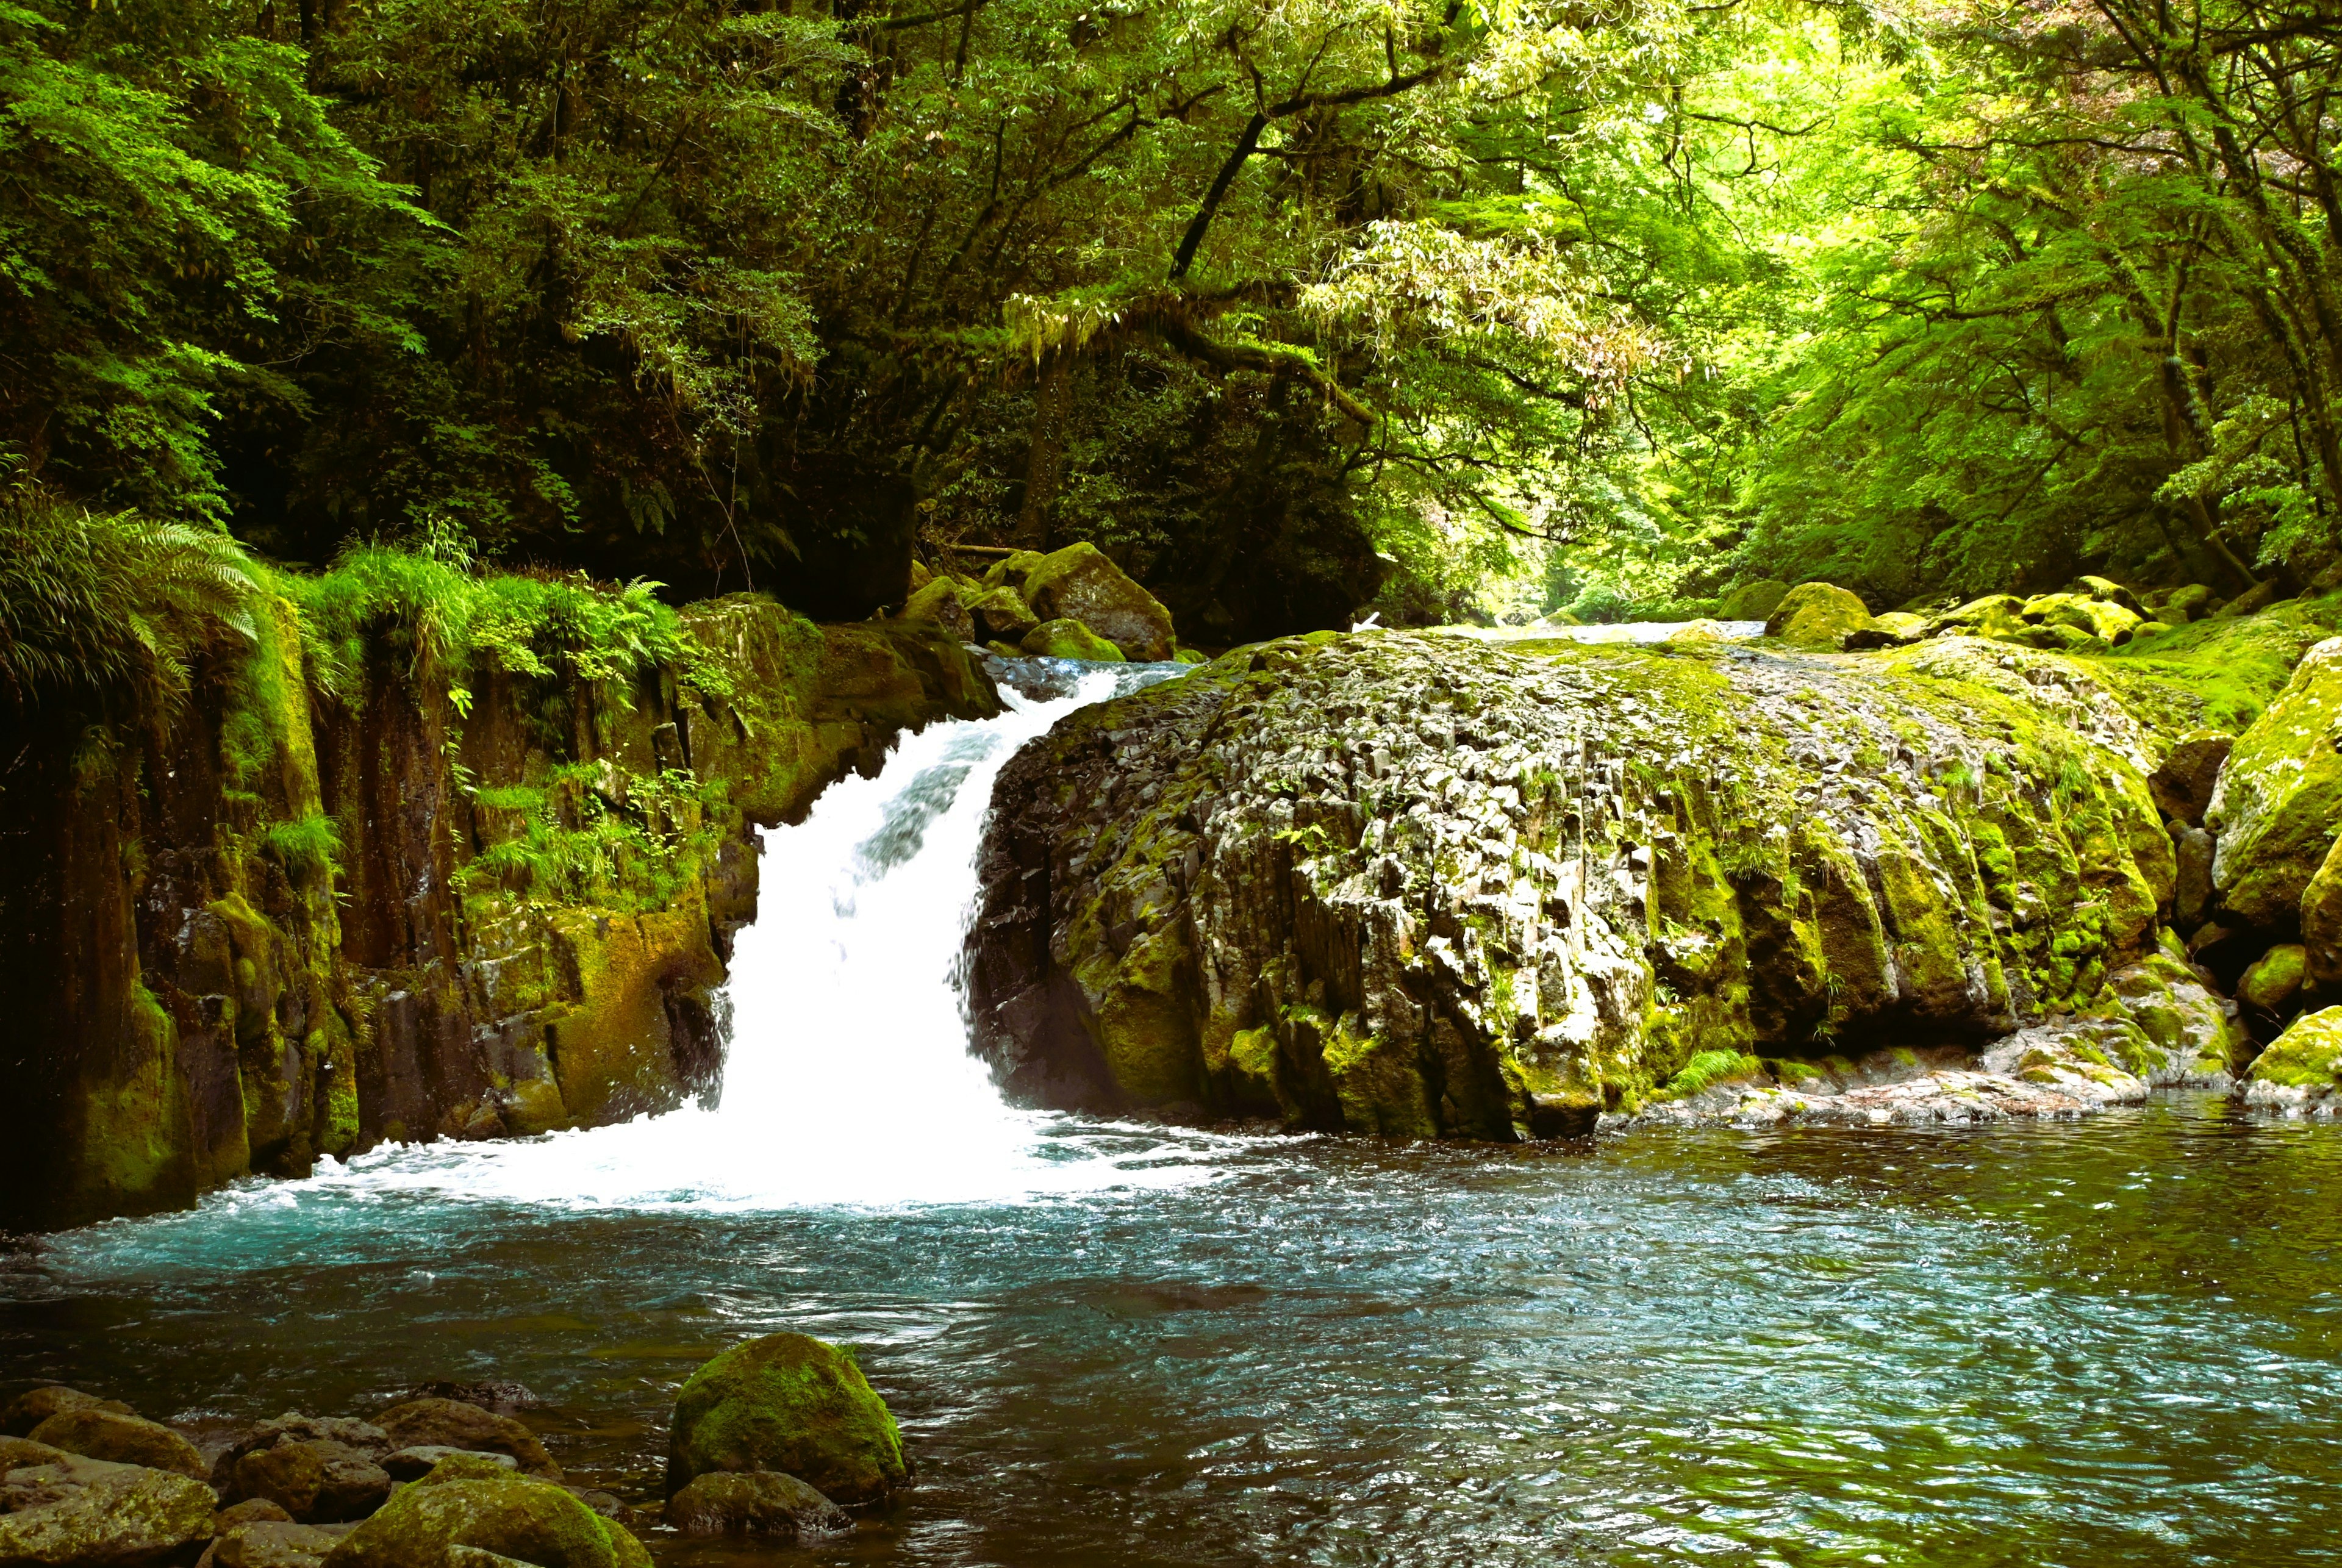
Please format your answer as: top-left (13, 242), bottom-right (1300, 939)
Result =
top-left (460, 763), bottom-right (720, 914)
top-left (284, 546), bottom-right (725, 703)
top-left (259, 812), bottom-right (341, 886)
top-left (0, 455), bottom-right (257, 710)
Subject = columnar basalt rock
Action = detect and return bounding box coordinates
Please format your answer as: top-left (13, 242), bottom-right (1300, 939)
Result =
top-left (969, 629), bottom-right (2205, 1134)
top-left (0, 599), bottom-right (997, 1230)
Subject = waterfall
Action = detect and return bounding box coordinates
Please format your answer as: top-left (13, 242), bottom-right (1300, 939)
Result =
top-left (284, 660), bottom-right (1224, 1214)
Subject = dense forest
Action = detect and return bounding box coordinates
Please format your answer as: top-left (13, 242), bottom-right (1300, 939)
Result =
top-left (3, 0), bottom-right (2340, 687)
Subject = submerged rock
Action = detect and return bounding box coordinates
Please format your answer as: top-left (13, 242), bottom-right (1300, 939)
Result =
top-left (319, 1454), bottom-right (646, 1568)
top-left (666, 1334), bottom-right (907, 1508)
top-left (665, 1470), bottom-right (851, 1538)
top-left (0, 1452), bottom-right (217, 1566)
top-left (968, 629), bottom-right (2188, 1134)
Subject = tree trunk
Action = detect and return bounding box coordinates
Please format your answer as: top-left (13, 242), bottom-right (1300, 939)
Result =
top-left (1015, 351), bottom-right (1073, 548)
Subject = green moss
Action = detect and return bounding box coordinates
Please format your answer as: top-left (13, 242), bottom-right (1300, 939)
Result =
top-left (259, 812), bottom-right (341, 887)
top-left (665, 1333), bottom-right (907, 1507)
top-left (1657, 1049), bottom-right (1763, 1101)
top-left (2247, 1007), bottom-right (2342, 1089)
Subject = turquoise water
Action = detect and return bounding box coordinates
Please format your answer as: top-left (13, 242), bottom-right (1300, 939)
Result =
top-left (2, 1097), bottom-right (2338, 1566)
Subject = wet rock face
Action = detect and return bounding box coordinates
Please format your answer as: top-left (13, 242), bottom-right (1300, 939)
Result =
top-left (969, 630), bottom-right (2180, 1134)
top-left (0, 600), bottom-right (999, 1231)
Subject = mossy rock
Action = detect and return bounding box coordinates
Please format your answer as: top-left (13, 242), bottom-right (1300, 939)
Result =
top-left (27, 1406), bottom-right (206, 1478)
top-left (2072, 575), bottom-right (2147, 617)
top-left (375, 1399), bottom-right (559, 1481)
top-left (968, 585), bottom-right (1039, 643)
top-left (2207, 637), bottom-right (2342, 930)
top-left (1173, 647), bottom-right (1209, 665)
top-left (0, 1455), bottom-right (218, 1564)
top-left (1842, 610), bottom-right (1927, 650)
top-left (321, 1455), bottom-right (648, 1568)
top-left (1020, 543), bottom-right (1176, 661)
top-left (2247, 1006), bottom-right (2342, 1091)
top-left (1715, 579), bottom-right (1789, 621)
top-left (667, 1470), bottom-right (850, 1539)
top-left (980, 549), bottom-right (1047, 590)
top-left (665, 1333), bottom-right (907, 1507)
top-left (2021, 592), bottom-right (2143, 645)
top-left (2239, 943), bottom-right (2308, 1015)
top-left (1, 1387), bottom-right (130, 1438)
top-left (1764, 582), bottom-right (1872, 648)
top-left (1022, 618), bottom-right (1125, 663)
top-left (898, 577), bottom-right (974, 642)
top-left (2164, 584), bottom-right (2216, 623)
top-left (2302, 834), bottom-right (2342, 989)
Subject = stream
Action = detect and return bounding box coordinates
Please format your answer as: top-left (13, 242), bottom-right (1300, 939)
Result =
top-left (3, 660), bottom-right (2340, 1566)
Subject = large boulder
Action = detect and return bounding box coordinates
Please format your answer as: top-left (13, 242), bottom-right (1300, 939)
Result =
top-left (666, 1334), bottom-right (908, 1508)
top-left (665, 1471), bottom-right (851, 1539)
top-left (2207, 637), bottom-right (2342, 931)
top-left (1764, 582), bottom-right (1873, 648)
top-left (0, 1453), bottom-right (217, 1566)
top-left (1, 1389), bottom-right (131, 1439)
top-left (2022, 591), bottom-right (2143, 645)
top-left (373, 1400), bottom-right (557, 1481)
top-left (320, 1455), bottom-right (646, 1568)
top-left (2148, 729), bottom-right (2233, 827)
top-left (2243, 1006), bottom-right (2342, 1114)
top-left (28, 1408), bottom-right (206, 1480)
top-left (968, 630), bottom-right (2181, 1133)
top-left (2238, 943), bottom-right (2308, 1018)
top-left (1715, 579), bottom-right (1790, 621)
top-left (1019, 543), bottom-right (1176, 662)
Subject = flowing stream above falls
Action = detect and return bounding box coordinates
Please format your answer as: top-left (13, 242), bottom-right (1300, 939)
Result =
top-left (4, 657), bottom-right (2342, 1566)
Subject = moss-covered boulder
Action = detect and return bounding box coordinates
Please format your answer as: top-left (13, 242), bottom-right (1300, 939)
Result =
top-left (1764, 582), bottom-right (1873, 648)
top-left (2105, 953), bottom-right (2241, 1084)
top-left (373, 1400), bottom-right (557, 1481)
top-left (969, 585), bottom-right (1040, 644)
top-left (969, 629), bottom-right (2186, 1134)
top-left (2239, 943), bottom-right (2309, 1016)
top-left (1, 1389), bottom-right (130, 1439)
top-left (207, 1518), bottom-right (354, 1567)
top-left (981, 549), bottom-right (1047, 590)
top-left (1019, 543), bottom-right (1176, 661)
top-left (1715, 579), bottom-right (1790, 621)
top-left (2022, 591), bottom-right (2143, 645)
top-left (665, 1470), bottom-right (850, 1539)
top-left (898, 576), bottom-right (975, 643)
top-left (1022, 618), bottom-right (1125, 663)
top-left (320, 1455), bottom-right (646, 1568)
top-left (2243, 1006), bottom-right (2342, 1114)
top-left (217, 1437), bottom-right (392, 1523)
top-left (2301, 835), bottom-right (2342, 990)
top-left (27, 1408), bottom-right (205, 1479)
top-left (666, 1334), bottom-right (907, 1508)
top-left (0, 1453), bottom-right (217, 1564)
top-left (2207, 637), bottom-right (2342, 931)
top-left (1841, 611), bottom-right (1927, 650)
top-left (2163, 584), bottom-right (2217, 623)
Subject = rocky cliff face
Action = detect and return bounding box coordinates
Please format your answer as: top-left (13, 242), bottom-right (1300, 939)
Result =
top-left (967, 623), bottom-right (2287, 1137)
top-left (0, 596), bottom-right (994, 1230)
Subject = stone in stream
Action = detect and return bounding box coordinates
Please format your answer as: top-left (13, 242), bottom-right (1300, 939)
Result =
top-left (373, 1398), bottom-right (559, 1481)
top-left (2243, 1006), bottom-right (2342, 1114)
top-left (28, 1407), bottom-right (208, 1479)
top-left (0, 1452), bottom-right (218, 1565)
top-left (403, 1381), bottom-right (543, 1416)
top-left (382, 1445), bottom-right (518, 1481)
top-left (0, 1388), bottom-right (132, 1439)
top-left (196, 1519), bottom-right (355, 1568)
top-left (1022, 617), bottom-right (1125, 663)
top-left (969, 584), bottom-right (1041, 644)
top-left (898, 575), bottom-right (975, 642)
top-left (665, 1470), bottom-right (852, 1538)
top-left (967, 626), bottom-right (2220, 1133)
top-left (666, 1333), bottom-right (908, 1507)
top-left (1018, 542), bottom-right (1177, 662)
top-left (1714, 579), bottom-right (1789, 621)
top-left (216, 1437), bottom-right (392, 1523)
top-left (320, 1453), bottom-right (648, 1568)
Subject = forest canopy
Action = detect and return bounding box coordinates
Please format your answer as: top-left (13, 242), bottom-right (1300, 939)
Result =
top-left (2, 0), bottom-right (2338, 638)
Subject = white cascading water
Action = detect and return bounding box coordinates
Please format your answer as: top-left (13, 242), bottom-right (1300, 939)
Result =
top-left (271, 664), bottom-right (1234, 1214)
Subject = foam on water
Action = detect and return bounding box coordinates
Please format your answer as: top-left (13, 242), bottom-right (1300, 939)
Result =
top-left (151, 661), bottom-right (1242, 1225)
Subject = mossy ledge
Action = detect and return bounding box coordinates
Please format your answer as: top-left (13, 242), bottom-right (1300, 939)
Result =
top-left (0, 561), bottom-right (997, 1230)
top-left (965, 620), bottom-right (2312, 1137)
